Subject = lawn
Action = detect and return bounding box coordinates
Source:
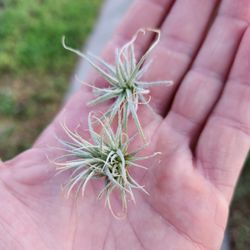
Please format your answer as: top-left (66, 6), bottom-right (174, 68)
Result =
top-left (0, 0), bottom-right (249, 249)
top-left (0, 0), bottom-right (102, 159)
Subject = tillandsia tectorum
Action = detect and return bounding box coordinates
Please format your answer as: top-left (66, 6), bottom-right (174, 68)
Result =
top-left (62, 28), bottom-right (173, 140)
top-left (55, 113), bottom-right (160, 217)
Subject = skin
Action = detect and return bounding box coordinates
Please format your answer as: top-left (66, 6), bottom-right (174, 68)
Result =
top-left (0, 0), bottom-right (250, 249)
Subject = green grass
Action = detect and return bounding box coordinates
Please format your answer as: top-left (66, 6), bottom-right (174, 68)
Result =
top-left (0, 90), bottom-right (16, 116)
top-left (0, 0), bottom-right (102, 74)
top-left (0, 0), bottom-right (102, 159)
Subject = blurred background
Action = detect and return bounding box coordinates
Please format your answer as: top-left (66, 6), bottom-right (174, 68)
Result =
top-left (0, 0), bottom-right (249, 249)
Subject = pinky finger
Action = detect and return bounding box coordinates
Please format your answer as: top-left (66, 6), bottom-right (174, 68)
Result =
top-left (196, 27), bottom-right (250, 202)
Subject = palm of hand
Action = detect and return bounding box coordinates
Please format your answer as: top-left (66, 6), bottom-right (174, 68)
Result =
top-left (0, 125), bottom-right (227, 250)
top-left (1, 0), bottom-right (250, 249)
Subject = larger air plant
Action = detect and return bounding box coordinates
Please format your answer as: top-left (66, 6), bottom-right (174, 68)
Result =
top-left (55, 113), bottom-right (160, 217)
top-left (62, 28), bottom-right (173, 140)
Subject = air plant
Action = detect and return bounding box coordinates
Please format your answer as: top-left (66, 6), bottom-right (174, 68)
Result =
top-left (55, 112), bottom-right (160, 217)
top-left (62, 28), bottom-right (173, 140)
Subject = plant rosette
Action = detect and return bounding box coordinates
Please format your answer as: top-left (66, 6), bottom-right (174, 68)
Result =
top-left (62, 28), bottom-right (173, 140)
top-left (54, 113), bottom-right (160, 218)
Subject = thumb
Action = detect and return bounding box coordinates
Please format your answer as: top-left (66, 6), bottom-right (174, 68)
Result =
top-left (3, 149), bottom-right (55, 185)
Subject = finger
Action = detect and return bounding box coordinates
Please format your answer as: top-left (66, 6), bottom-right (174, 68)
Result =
top-left (140, 0), bottom-right (220, 115)
top-left (164, 0), bottom-right (250, 142)
top-left (196, 27), bottom-right (250, 202)
top-left (34, 0), bottom-right (174, 147)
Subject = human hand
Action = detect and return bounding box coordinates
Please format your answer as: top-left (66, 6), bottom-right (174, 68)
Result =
top-left (0, 0), bottom-right (250, 249)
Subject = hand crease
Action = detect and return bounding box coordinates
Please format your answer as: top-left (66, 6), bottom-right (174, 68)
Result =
top-left (127, 216), bottom-right (146, 250)
top-left (146, 201), bottom-right (211, 250)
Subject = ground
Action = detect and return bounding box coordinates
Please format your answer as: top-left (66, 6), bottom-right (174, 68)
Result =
top-left (0, 0), bottom-right (249, 249)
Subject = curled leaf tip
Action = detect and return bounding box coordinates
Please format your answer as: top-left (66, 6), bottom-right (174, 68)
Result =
top-left (54, 114), bottom-right (157, 217)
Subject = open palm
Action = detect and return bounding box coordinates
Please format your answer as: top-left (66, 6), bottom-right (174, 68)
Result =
top-left (1, 0), bottom-right (250, 249)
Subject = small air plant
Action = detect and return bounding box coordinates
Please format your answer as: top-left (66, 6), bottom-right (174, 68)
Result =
top-left (62, 28), bottom-right (173, 140)
top-left (55, 112), bottom-right (160, 217)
